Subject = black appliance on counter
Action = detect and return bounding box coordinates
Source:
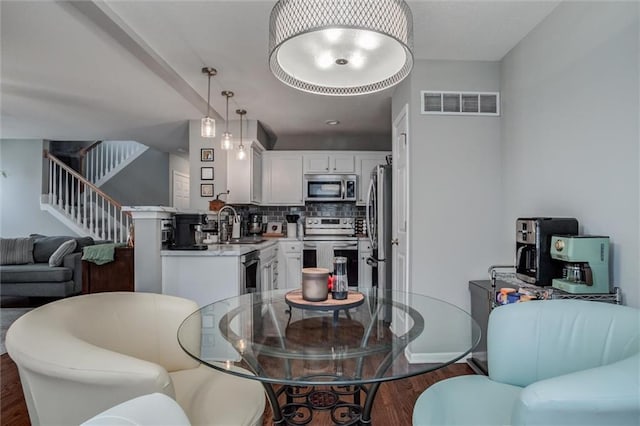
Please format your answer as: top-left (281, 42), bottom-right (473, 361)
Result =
top-left (515, 217), bottom-right (578, 286)
top-left (169, 214), bottom-right (208, 250)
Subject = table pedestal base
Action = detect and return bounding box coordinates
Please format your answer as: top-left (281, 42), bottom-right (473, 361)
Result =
top-left (266, 379), bottom-right (380, 426)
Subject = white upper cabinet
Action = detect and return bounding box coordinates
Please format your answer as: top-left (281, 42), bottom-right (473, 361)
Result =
top-left (227, 140), bottom-right (264, 204)
top-left (262, 152), bottom-right (304, 205)
top-left (355, 152), bottom-right (389, 206)
top-left (303, 153), bottom-right (355, 174)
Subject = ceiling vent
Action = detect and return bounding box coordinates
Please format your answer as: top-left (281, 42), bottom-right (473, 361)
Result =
top-left (421, 91), bottom-right (500, 116)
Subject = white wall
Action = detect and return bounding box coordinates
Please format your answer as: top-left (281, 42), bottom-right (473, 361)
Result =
top-left (393, 60), bottom-right (503, 310)
top-left (0, 139), bottom-right (79, 237)
top-left (188, 120), bottom-right (228, 211)
top-left (501, 1), bottom-right (640, 307)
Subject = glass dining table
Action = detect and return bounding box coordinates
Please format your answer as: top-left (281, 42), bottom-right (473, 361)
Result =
top-left (177, 288), bottom-right (480, 425)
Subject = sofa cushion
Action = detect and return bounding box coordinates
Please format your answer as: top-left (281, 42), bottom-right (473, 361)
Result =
top-left (0, 264), bottom-right (72, 283)
top-left (31, 235), bottom-right (94, 263)
top-left (49, 239), bottom-right (77, 267)
top-left (0, 238), bottom-right (35, 265)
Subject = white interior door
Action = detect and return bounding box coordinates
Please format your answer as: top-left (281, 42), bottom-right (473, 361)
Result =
top-left (392, 104), bottom-right (410, 335)
top-left (172, 171), bottom-right (190, 210)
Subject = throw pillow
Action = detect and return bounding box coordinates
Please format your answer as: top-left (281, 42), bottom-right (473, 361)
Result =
top-left (0, 238), bottom-right (35, 265)
top-left (48, 239), bottom-right (77, 267)
top-left (31, 235), bottom-right (74, 263)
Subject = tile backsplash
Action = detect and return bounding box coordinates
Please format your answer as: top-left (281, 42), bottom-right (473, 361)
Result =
top-left (235, 203), bottom-right (365, 223)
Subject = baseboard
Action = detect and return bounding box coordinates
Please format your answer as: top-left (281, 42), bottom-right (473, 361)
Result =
top-left (404, 346), bottom-right (471, 364)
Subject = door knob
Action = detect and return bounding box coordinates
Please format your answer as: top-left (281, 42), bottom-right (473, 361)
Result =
top-left (391, 238), bottom-right (399, 245)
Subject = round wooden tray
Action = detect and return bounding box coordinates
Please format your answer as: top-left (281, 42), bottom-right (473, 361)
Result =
top-left (285, 289), bottom-right (365, 311)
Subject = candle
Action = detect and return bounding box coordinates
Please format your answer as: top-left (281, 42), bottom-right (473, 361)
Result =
top-left (302, 267), bottom-right (330, 301)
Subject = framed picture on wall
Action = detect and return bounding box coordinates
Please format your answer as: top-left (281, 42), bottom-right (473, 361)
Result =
top-left (201, 167), bottom-right (214, 180)
top-left (201, 148), bottom-right (214, 162)
top-left (200, 183), bottom-right (214, 197)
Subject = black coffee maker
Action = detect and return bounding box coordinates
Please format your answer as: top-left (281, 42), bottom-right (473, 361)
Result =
top-left (515, 217), bottom-right (578, 286)
top-left (170, 214), bottom-right (208, 250)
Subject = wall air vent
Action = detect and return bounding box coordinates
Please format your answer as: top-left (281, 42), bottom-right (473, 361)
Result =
top-left (421, 91), bottom-right (500, 116)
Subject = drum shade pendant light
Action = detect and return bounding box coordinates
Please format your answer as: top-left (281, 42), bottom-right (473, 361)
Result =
top-left (269, 0), bottom-right (413, 96)
top-left (201, 67), bottom-right (217, 138)
top-left (221, 91), bottom-right (234, 150)
top-left (236, 109), bottom-right (247, 160)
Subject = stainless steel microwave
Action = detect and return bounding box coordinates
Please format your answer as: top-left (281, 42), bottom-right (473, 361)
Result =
top-left (304, 174), bottom-right (357, 202)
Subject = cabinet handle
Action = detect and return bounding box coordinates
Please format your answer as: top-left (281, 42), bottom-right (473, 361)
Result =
top-left (325, 167), bottom-right (329, 171)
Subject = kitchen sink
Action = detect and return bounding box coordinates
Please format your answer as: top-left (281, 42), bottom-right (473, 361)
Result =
top-left (221, 238), bottom-right (266, 245)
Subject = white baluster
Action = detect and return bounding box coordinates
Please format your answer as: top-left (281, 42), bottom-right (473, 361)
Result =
top-left (57, 164), bottom-right (62, 208)
top-left (48, 160), bottom-right (53, 204)
top-left (89, 189), bottom-right (94, 235)
top-left (101, 197), bottom-right (106, 239)
top-left (70, 175), bottom-right (76, 219)
top-left (64, 170), bottom-right (69, 213)
top-left (76, 178), bottom-right (81, 224)
top-left (83, 183), bottom-right (87, 230)
top-left (107, 203), bottom-right (112, 241)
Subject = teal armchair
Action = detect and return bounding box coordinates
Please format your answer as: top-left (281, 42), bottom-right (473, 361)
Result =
top-left (413, 300), bottom-right (640, 425)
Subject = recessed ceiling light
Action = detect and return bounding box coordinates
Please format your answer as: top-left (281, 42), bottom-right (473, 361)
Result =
top-left (325, 120), bottom-right (340, 126)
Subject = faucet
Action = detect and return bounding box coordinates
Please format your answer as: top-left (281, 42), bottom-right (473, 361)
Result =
top-left (217, 205), bottom-right (239, 242)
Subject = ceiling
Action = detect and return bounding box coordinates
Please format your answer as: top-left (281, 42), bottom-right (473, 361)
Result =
top-left (0, 1), bottom-right (559, 153)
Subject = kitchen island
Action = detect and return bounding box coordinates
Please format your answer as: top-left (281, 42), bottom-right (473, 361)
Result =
top-left (161, 239), bottom-right (278, 307)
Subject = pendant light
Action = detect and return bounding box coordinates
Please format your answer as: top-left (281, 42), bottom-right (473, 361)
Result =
top-left (221, 91), bottom-right (234, 150)
top-left (269, 0), bottom-right (413, 96)
top-left (201, 67), bottom-right (217, 138)
top-left (236, 109), bottom-right (247, 160)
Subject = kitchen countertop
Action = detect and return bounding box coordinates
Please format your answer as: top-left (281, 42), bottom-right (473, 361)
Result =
top-left (161, 239), bottom-right (278, 257)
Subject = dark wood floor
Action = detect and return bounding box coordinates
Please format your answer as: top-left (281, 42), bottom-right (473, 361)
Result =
top-left (1, 352), bottom-right (473, 425)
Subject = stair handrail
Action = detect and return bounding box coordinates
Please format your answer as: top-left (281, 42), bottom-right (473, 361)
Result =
top-left (44, 150), bottom-right (131, 242)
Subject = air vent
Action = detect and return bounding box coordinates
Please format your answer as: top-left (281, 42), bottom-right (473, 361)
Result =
top-left (421, 91), bottom-right (500, 116)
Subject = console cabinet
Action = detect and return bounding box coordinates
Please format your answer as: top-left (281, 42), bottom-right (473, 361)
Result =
top-left (82, 247), bottom-right (134, 293)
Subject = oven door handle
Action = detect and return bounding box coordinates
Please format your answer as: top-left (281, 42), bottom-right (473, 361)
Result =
top-left (332, 243), bottom-right (358, 249)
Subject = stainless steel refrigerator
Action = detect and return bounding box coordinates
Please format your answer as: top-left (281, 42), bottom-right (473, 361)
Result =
top-left (366, 162), bottom-right (393, 320)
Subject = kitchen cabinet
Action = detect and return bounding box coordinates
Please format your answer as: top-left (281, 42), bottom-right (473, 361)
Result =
top-left (358, 239), bottom-right (373, 288)
top-left (227, 140), bottom-right (264, 204)
top-left (260, 244), bottom-right (279, 291)
top-left (278, 241), bottom-right (303, 290)
top-left (303, 153), bottom-right (355, 174)
top-left (262, 152), bottom-right (304, 205)
top-left (162, 254), bottom-right (241, 307)
top-left (355, 152), bottom-right (389, 206)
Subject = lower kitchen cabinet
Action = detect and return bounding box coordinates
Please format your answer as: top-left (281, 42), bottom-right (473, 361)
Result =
top-left (358, 239), bottom-right (373, 288)
top-left (278, 240), bottom-right (303, 290)
top-left (161, 254), bottom-right (241, 307)
top-left (260, 244), bottom-right (279, 291)
top-left (82, 247), bottom-right (134, 293)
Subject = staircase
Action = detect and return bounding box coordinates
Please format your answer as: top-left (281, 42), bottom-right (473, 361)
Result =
top-left (41, 151), bottom-right (131, 243)
top-left (80, 140), bottom-right (147, 187)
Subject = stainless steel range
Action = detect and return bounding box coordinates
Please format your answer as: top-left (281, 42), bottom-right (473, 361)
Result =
top-left (303, 217), bottom-right (359, 287)
top-left (304, 217), bottom-right (356, 240)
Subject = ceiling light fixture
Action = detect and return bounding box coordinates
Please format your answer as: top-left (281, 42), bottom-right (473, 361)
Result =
top-left (201, 67), bottom-right (217, 138)
top-left (221, 91), bottom-right (234, 150)
top-left (236, 109), bottom-right (247, 160)
top-left (269, 0), bottom-right (414, 96)
top-left (325, 120), bottom-right (340, 126)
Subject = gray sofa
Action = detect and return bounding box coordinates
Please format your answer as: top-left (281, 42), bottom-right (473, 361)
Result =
top-left (0, 235), bottom-right (96, 298)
